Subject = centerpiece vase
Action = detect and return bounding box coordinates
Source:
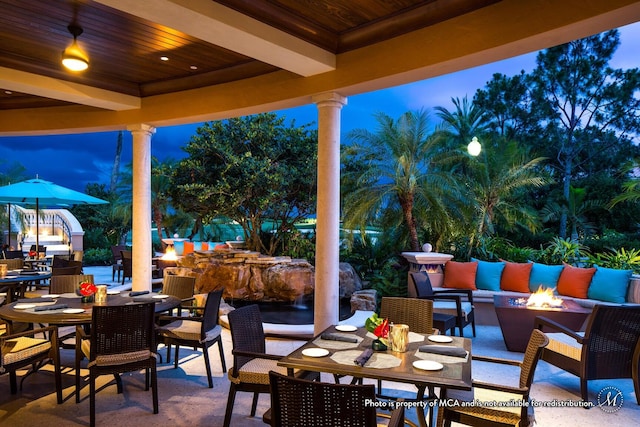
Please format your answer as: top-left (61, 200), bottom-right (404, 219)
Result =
top-left (81, 295), bottom-right (95, 303)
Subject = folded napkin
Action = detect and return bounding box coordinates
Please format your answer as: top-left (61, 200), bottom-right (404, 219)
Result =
top-left (129, 290), bottom-right (150, 297)
top-left (320, 333), bottom-right (358, 343)
top-left (34, 304), bottom-right (68, 312)
top-left (132, 297), bottom-right (156, 303)
top-left (20, 270), bottom-right (40, 275)
top-left (353, 348), bottom-right (373, 367)
top-left (418, 345), bottom-right (467, 358)
top-left (17, 297), bottom-right (54, 303)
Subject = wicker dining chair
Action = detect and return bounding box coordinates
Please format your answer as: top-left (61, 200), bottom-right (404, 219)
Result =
top-left (49, 274), bottom-right (94, 295)
top-left (266, 370), bottom-right (406, 427)
top-left (156, 289), bottom-right (226, 388)
top-left (120, 250), bottom-right (132, 284)
top-left (410, 271), bottom-right (476, 337)
top-left (0, 321), bottom-right (62, 404)
top-left (75, 302), bottom-right (158, 427)
top-left (535, 304), bottom-right (640, 404)
top-left (223, 304), bottom-right (318, 427)
top-left (160, 275), bottom-right (196, 316)
top-left (439, 329), bottom-right (549, 427)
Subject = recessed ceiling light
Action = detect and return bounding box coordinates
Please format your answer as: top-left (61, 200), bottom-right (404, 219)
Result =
top-left (160, 56), bottom-right (169, 61)
top-left (190, 65), bottom-right (198, 70)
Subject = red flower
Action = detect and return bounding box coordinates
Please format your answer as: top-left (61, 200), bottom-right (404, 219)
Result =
top-left (373, 318), bottom-right (390, 339)
top-left (79, 282), bottom-right (97, 296)
top-left (28, 250), bottom-right (36, 257)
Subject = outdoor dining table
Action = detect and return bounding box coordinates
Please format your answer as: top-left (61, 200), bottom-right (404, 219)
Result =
top-left (0, 270), bottom-right (52, 304)
top-left (0, 291), bottom-right (181, 326)
top-left (277, 325), bottom-right (472, 427)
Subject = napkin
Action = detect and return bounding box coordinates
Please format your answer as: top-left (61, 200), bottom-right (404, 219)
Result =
top-left (132, 297), bottom-right (156, 303)
top-left (353, 348), bottom-right (373, 366)
top-left (17, 297), bottom-right (55, 303)
top-left (320, 333), bottom-right (358, 343)
top-left (20, 270), bottom-right (40, 275)
top-left (34, 304), bottom-right (68, 312)
top-left (418, 345), bottom-right (467, 358)
top-left (129, 291), bottom-right (150, 297)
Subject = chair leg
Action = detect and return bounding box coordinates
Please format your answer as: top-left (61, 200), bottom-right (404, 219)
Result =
top-left (202, 345), bottom-right (213, 388)
top-left (250, 391), bottom-right (260, 416)
top-left (174, 345), bottom-right (180, 369)
top-left (151, 364), bottom-right (158, 414)
top-left (223, 384), bottom-right (238, 427)
top-left (580, 378), bottom-right (589, 402)
top-left (217, 339), bottom-right (227, 373)
top-left (114, 373), bottom-right (123, 394)
top-left (9, 371), bottom-right (18, 394)
top-left (165, 343), bottom-right (171, 364)
top-left (90, 373), bottom-right (96, 427)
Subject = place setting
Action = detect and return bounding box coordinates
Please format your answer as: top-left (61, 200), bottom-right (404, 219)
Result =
top-left (312, 330), bottom-right (363, 349)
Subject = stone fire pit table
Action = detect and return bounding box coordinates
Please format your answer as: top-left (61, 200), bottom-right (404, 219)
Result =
top-left (493, 295), bottom-right (591, 352)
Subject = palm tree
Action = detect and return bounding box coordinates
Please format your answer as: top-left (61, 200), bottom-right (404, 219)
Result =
top-left (342, 109), bottom-right (464, 251)
top-left (542, 185), bottom-right (601, 241)
top-left (434, 96), bottom-right (491, 148)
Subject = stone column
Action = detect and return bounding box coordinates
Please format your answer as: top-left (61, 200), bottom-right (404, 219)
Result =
top-left (127, 124), bottom-right (156, 291)
top-left (312, 92), bottom-right (347, 335)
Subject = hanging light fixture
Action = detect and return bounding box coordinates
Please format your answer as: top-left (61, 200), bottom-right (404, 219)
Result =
top-left (467, 136), bottom-right (481, 156)
top-left (62, 24), bottom-right (89, 72)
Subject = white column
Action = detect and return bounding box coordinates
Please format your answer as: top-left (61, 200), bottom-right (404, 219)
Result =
top-left (127, 124), bottom-right (156, 291)
top-left (313, 92), bottom-right (347, 335)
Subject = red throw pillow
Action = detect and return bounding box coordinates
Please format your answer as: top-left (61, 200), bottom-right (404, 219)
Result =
top-left (556, 264), bottom-right (596, 299)
top-left (443, 261), bottom-right (478, 290)
top-left (200, 242), bottom-right (209, 251)
top-left (500, 262), bottom-right (533, 292)
top-left (183, 241), bottom-right (194, 255)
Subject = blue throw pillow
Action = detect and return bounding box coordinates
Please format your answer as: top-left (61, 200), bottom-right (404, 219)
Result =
top-left (173, 240), bottom-right (184, 256)
top-left (471, 258), bottom-right (504, 291)
top-left (529, 263), bottom-right (564, 292)
top-left (588, 266), bottom-right (632, 303)
top-left (193, 241), bottom-right (202, 251)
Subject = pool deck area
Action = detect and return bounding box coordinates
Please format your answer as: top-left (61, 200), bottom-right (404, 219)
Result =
top-left (0, 266), bottom-right (637, 426)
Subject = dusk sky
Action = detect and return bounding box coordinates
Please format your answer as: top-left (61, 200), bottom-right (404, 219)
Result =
top-left (1, 22), bottom-right (639, 195)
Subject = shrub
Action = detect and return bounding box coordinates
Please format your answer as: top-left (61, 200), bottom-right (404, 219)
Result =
top-left (586, 247), bottom-right (640, 274)
top-left (83, 248), bottom-right (112, 266)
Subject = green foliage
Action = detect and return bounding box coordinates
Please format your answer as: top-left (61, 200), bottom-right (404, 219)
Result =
top-left (536, 237), bottom-right (590, 265)
top-left (83, 247), bottom-right (112, 266)
top-left (273, 229), bottom-right (316, 264)
top-left (586, 247), bottom-right (640, 273)
top-left (367, 259), bottom-right (408, 309)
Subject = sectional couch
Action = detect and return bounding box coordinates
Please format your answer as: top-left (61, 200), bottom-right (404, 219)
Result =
top-left (431, 259), bottom-right (640, 325)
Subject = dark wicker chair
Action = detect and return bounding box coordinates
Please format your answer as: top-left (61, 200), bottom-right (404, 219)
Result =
top-left (410, 271), bottom-right (476, 337)
top-left (110, 245), bottom-right (126, 281)
top-left (51, 264), bottom-right (82, 276)
top-left (49, 274), bottom-right (94, 294)
top-left (535, 304), bottom-right (640, 404)
top-left (157, 289), bottom-right (226, 388)
top-left (439, 329), bottom-right (549, 427)
top-left (160, 275), bottom-right (196, 316)
top-left (266, 371), bottom-right (406, 427)
top-left (0, 322), bottom-right (62, 404)
top-left (223, 304), bottom-right (318, 427)
top-left (120, 250), bottom-right (132, 284)
top-left (75, 302), bottom-right (158, 427)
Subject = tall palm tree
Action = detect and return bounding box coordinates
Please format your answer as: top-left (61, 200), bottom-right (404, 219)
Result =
top-left (434, 96), bottom-right (491, 148)
top-left (342, 110), bottom-right (464, 251)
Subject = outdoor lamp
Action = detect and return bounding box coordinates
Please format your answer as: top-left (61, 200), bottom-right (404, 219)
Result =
top-left (467, 136), bottom-right (481, 156)
top-left (62, 25), bottom-right (89, 72)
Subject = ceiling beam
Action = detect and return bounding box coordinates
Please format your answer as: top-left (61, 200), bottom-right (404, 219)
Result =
top-left (0, 67), bottom-right (141, 111)
top-left (94, 0), bottom-right (336, 77)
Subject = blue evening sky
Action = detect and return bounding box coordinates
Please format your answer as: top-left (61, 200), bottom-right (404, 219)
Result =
top-left (1, 22), bottom-right (639, 193)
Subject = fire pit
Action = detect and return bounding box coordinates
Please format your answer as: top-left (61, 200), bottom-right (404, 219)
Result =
top-left (494, 293), bottom-right (591, 352)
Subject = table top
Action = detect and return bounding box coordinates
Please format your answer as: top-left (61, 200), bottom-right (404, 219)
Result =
top-left (0, 292), bottom-right (181, 325)
top-left (278, 326), bottom-right (472, 392)
top-left (0, 270), bottom-right (51, 283)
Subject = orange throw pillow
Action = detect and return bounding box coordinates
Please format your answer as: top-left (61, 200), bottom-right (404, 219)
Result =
top-left (183, 241), bottom-right (194, 255)
top-left (500, 262), bottom-right (533, 292)
top-left (443, 261), bottom-right (478, 290)
top-left (201, 242), bottom-right (209, 251)
top-left (556, 264), bottom-right (596, 299)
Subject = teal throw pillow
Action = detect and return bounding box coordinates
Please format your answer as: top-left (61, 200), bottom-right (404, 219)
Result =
top-left (471, 258), bottom-right (504, 291)
top-left (588, 266), bottom-right (632, 303)
top-left (529, 263), bottom-right (564, 292)
top-left (173, 240), bottom-right (184, 256)
top-left (193, 241), bottom-right (202, 251)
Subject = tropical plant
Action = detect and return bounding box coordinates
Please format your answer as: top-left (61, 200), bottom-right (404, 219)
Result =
top-left (538, 237), bottom-right (590, 266)
top-left (541, 186), bottom-right (602, 241)
top-left (342, 109), bottom-right (465, 252)
top-left (586, 247), bottom-right (640, 273)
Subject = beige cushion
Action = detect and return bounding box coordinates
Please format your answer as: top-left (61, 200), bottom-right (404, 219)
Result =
top-left (1, 337), bottom-right (51, 368)
top-left (433, 301), bottom-right (473, 320)
top-left (229, 358), bottom-right (287, 385)
top-left (158, 321), bottom-right (221, 344)
top-left (545, 332), bottom-right (583, 361)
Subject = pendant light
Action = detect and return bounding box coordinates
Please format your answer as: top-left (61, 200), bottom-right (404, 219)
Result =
top-left (62, 24), bottom-right (89, 72)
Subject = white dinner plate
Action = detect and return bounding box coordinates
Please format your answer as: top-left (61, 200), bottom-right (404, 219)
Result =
top-left (4, 275), bottom-right (18, 279)
top-left (14, 303), bottom-right (36, 310)
top-left (63, 308), bottom-right (85, 314)
top-left (428, 335), bottom-right (453, 343)
top-left (302, 348), bottom-right (329, 358)
top-left (335, 325), bottom-right (357, 332)
top-left (152, 295), bottom-right (168, 299)
top-left (413, 360), bottom-right (444, 371)
top-left (47, 294), bottom-right (61, 299)
top-left (107, 290), bottom-right (120, 295)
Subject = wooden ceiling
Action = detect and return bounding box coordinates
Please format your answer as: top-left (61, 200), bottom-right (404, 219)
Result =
top-left (1, 0), bottom-right (639, 134)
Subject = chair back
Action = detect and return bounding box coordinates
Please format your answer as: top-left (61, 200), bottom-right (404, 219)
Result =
top-left (380, 297), bottom-right (434, 334)
top-left (201, 289), bottom-right (223, 338)
top-left (120, 250), bottom-right (133, 279)
top-left (228, 304), bottom-right (266, 371)
top-left (90, 302), bottom-right (156, 360)
top-left (52, 254), bottom-right (72, 268)
top-left (73, 250), bottom-right (84, 262)
top-left (2, 250), bottom-right (24, 260)
top-left (582, 304), bottom-right (640, 379)
top-left (50, 274), bottom-right (94, 294)
top-left (519, 329), bottom-right (549, 389)
top-left (162, 275), bottom-right (195, 301)
top-left (51, 265), bottom-right (82, 276)
top-left (111, 245), bottom-right (126, 262)
top-left (269, 371), bottom-right (377, 427)
top-left (410, 272), bottom-right (435, 297)
top-left (0, 258), bottom-right (23, 270)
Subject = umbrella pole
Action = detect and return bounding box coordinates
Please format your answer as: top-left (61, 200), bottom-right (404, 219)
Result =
top-left (6, 203), bottom-right (9, 247)
top-left (36, 198), bottom-right (39, 254)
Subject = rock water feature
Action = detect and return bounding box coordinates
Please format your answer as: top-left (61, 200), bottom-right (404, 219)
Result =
top-left (163, 247), bottom-right (372, 323)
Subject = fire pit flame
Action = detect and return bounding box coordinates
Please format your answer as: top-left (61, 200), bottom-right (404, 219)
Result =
top-left (526, 286), bottom-right (564, 308)
top-left (162, 246), bottom-right (177, 261)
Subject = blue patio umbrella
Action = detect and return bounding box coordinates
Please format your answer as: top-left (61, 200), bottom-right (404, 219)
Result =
top-left (0, 178), bottom-right (108, 250)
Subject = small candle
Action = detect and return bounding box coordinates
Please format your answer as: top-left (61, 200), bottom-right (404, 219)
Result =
top-left (95, 285), bottom-right (108, 304)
